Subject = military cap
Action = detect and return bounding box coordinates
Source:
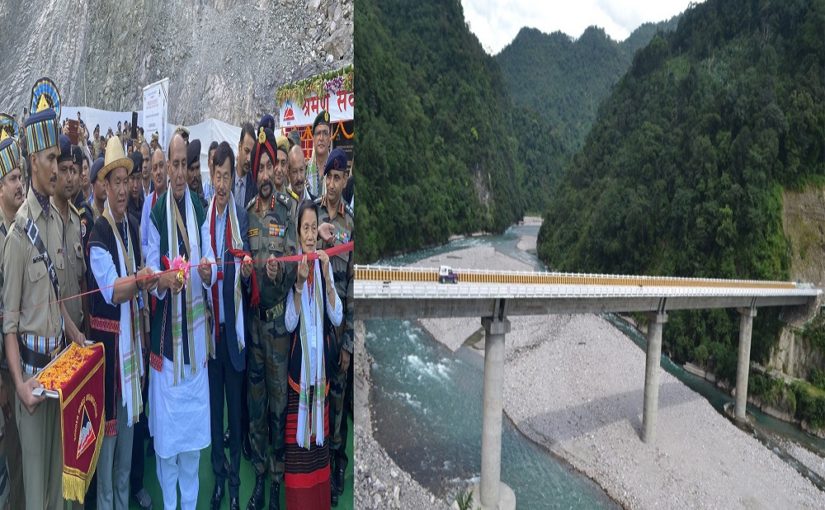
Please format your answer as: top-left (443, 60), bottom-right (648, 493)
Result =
top-left (25, 77), bottom-right (61, 155)
top-left (90, 156), bottom-right (105, 183)
top-left (187, 138), bottom-right (201, 168)
top-left (57, 134), bottom-right (73, 163)
top-left (129, 149), bottom-right (143, 176)
top-left (71, 145), bottom-right (85, 167)
top-left (312, 110), bottom-right (331, 133)
top-left (324, 147), bottom-right (348, 175)
top-left (259, 114), bottom-right (276, 132)
top-left (0, 113), bottom-right (21, 178)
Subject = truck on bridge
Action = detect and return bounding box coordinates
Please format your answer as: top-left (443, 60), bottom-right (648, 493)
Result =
top-left (438, 265), bottom-right (458, 284)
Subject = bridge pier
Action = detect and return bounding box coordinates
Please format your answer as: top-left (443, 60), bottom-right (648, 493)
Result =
top-left (735, 307), bottom-right (757, 422)
top-left (473, 315), bottom-right (516, 510)
top-left (642, 312), bottom-right (667, 443)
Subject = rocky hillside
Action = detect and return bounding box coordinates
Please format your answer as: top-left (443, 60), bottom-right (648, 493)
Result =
top-left (0, 0), bottom-right (352, 125)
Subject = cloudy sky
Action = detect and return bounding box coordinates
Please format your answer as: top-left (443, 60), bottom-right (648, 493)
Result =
top-left (462, 0), bottom-right (705, 54)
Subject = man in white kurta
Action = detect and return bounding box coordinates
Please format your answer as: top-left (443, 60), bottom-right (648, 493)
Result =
top-left (146, 133), bottom-right (216, 510)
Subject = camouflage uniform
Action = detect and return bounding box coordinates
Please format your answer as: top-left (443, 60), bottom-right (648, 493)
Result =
top-left (316, 195), bottom-right (354, 493)
top-left (246, 192), bottom-right (297, 485)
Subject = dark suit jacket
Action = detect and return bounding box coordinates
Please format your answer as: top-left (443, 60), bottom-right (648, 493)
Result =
top-left (211, 203), bottom-right (250, 372)
top-left (234, 172), bottom-right (256, 209)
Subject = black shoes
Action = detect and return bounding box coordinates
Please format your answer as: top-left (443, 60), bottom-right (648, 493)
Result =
top-left (247, 474), bottom-right (266, 510)
top-left (269, 482), bottom-right (281, 510)
top-left (132, 488), bottom-right (153, 510)
top-left (230, 495), bottom-right (241, 510)
top-left (211, 482), bottom-right (225, 510)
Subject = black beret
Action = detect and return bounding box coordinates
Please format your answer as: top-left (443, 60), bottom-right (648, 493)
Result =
top-left (129, 150), bottom-right (143, 176)
top-left (57, 134), bottom-right (73, 163)
top-left (312, 110), bottom-right (331, 133)
top-left (187, 138), bottom-right (201, 168)
top-left (90, 156), bottom-right (104, 183)
top-left (71, 145), bottom-right (84, 166)
top-left (324, 148), bottom-right (348, 175)
top-left (259, 114), bottom-right (275, 132)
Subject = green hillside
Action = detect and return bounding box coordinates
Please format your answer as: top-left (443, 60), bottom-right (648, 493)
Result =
top-left (497, 20), bottom-right (678, 149)
top-left (355, 0), bottom-right (525, 262)
top-left (538, 0), bottom-right (825, 384)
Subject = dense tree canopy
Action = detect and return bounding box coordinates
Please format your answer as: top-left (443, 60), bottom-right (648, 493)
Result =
top-left (538, 0), bottom-right (825, 378)
top-left (355, 0), bottom-right (524, 262)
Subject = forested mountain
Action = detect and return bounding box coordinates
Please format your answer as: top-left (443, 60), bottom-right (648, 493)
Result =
top-left (356, 0), bottom-right (524, 262)
top-left (497, 19), bottom-right (678, 152)
top-left (538, 0), bottom-right (825, 391)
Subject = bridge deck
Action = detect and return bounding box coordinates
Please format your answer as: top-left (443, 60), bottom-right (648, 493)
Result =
top-left (354, 265), bottom-right (820, 319)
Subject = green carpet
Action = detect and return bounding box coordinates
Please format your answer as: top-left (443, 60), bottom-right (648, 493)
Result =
top-left (128, 418), bottom-right (353, 509)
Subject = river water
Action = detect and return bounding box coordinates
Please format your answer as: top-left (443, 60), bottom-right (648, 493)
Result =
top-left (364, 224), bottom-right (825, 507)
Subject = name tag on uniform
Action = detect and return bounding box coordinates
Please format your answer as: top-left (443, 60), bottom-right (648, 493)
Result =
top-left (269, 222), bottom-right (286, 238)
top-left (248, 228), bottom-right (260, 237)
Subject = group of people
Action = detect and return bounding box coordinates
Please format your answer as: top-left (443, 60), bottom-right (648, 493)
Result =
top-left (0, 78), bottom-right (354, 510)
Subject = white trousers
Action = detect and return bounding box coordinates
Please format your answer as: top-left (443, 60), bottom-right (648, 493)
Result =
top-left (155, 449), bottom-right (200, 510)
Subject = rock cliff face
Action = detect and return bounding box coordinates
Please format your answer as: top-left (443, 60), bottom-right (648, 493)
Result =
top-left (0, 0), bottom-right (352, 125)
top-left (772, 189), bottom-right (825, 379)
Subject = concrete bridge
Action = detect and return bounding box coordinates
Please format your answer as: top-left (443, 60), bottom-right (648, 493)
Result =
top-left (354, 265), bottom-right (821, 510)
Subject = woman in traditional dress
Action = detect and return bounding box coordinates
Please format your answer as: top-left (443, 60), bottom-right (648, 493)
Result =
top-left (283, 199), bottom-right (342, 509)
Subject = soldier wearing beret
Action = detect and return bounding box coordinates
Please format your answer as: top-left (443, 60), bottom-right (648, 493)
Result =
top-left (316, 148), bottom-right (354, 505)
top-left (306, 111), bottom-right (332, 199)
top-left (246, 126), bottom-right (298, 510)
top-left (3, 77), bottom-right (86, 510)
top-left (187, 138), bottom-right (207, 209)
top-left (90, 156), bottom-right (107, 220)
top-left (72, 144), bottom-right (95, 251)
top-left (52, 135), bottom-right (88, 336)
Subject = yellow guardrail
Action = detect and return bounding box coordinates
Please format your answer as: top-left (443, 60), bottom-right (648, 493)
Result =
top-left (354, 266), bottom-right (798, 290)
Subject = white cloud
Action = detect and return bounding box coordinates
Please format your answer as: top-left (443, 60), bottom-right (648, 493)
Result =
top-left (461, 0), bottom-right (704, 54)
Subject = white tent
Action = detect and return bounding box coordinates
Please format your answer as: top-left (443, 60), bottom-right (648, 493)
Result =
top-left (63, 106), bottom-right (243, 194)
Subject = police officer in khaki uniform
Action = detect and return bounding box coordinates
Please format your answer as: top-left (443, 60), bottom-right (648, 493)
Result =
top-left (246, 127), bottom-right (297, 510)
top-left (2, 79), bottom-right (86, 510)
top-left (52, 135), bottom-right (87, 333)
top-left (316, 148), bottom-right (354, 506)
top-left (0, 113), bottom-right (26, 510)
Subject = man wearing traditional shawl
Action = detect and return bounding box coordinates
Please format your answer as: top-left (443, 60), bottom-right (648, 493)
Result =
top-left (88, 136), bottom-right (159, 510)
top-left (146, 132), bottom-right (216, 510)
top-left (206, 142), bottom-right (254, 510)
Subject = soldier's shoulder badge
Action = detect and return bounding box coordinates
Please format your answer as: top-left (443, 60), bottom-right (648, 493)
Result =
top-left (276, 192), bottom-right (290, 208)
top-left (80, 219), bottom-right (87, 239)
